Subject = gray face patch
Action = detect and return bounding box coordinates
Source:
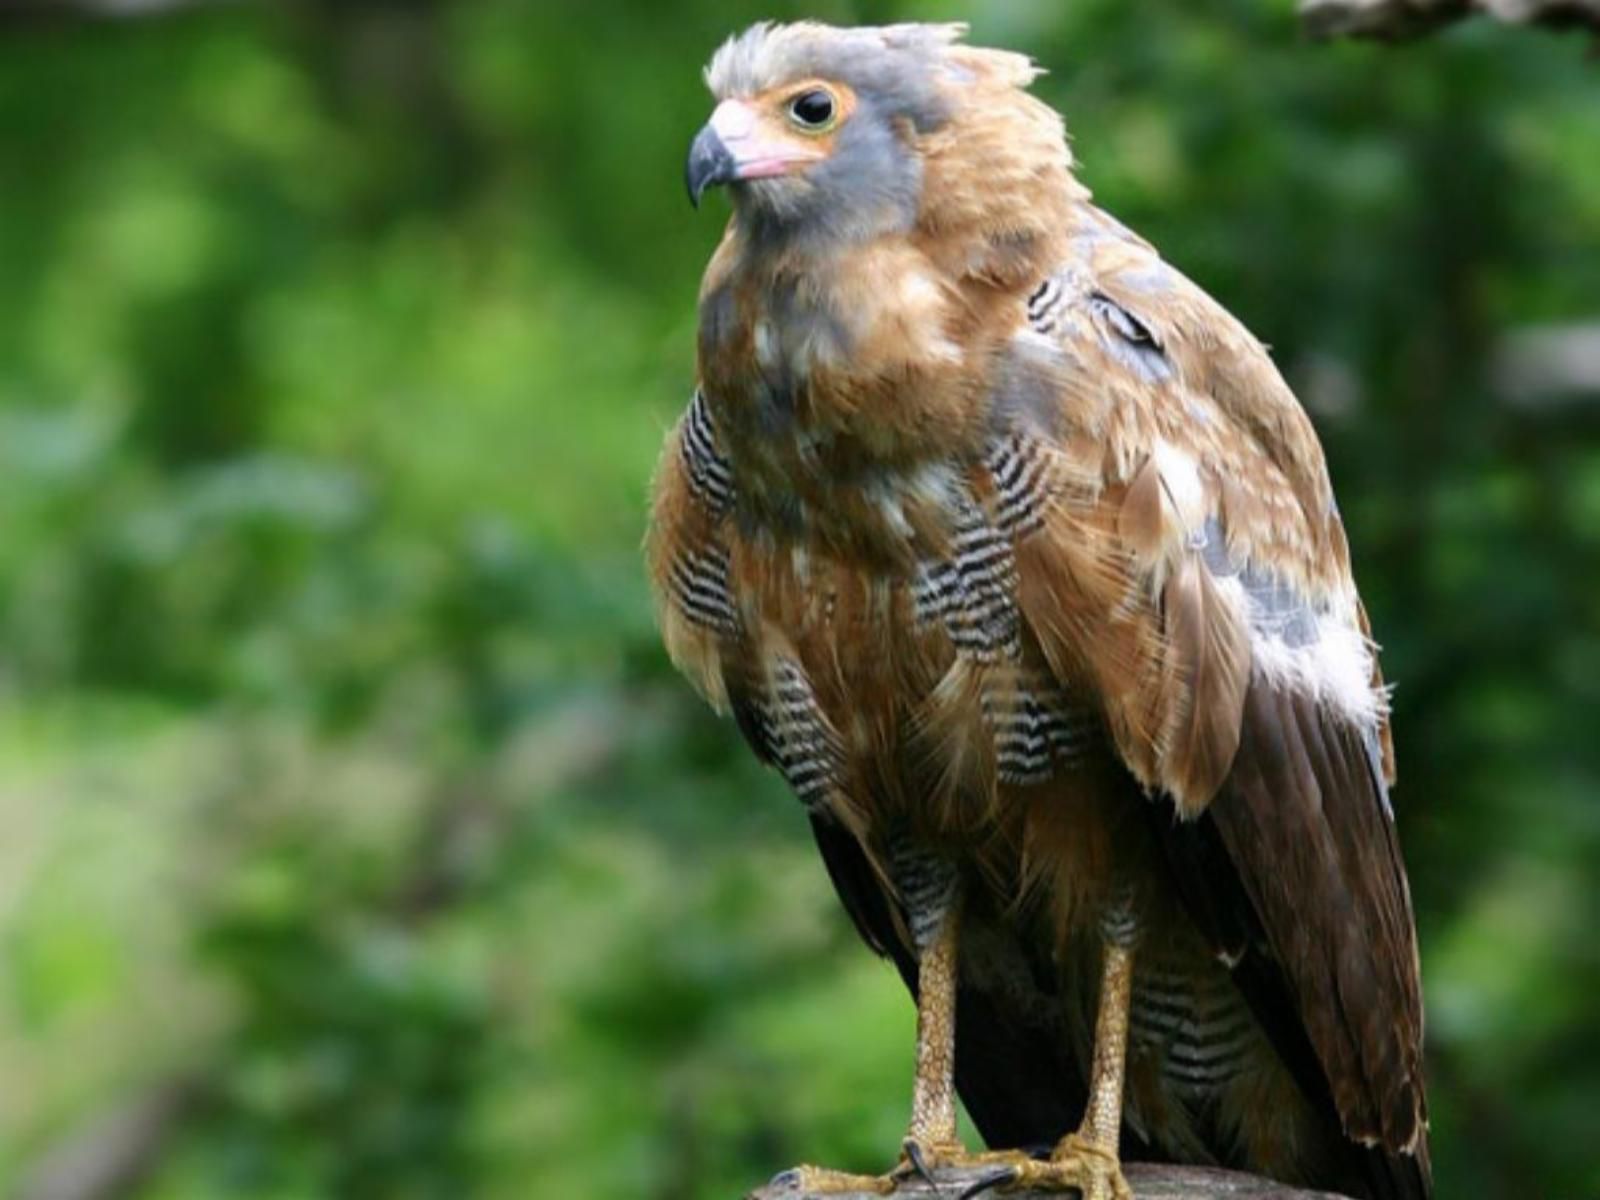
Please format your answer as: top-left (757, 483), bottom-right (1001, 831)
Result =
top-left (736, 91), bottom-right (925, 252)
top-left (703, 23), bottom-right (961, 251)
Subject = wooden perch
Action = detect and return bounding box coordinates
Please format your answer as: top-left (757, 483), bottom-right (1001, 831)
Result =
top-left (748, 1162), bottom-right (1350, 1200)
top-left (1300, 0), bottom-right (1600, 38)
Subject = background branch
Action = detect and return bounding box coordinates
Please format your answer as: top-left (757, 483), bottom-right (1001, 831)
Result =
top-left (0, 0), bottom-right (243, 19)
top-left (14, 1079), bottom-right (201, 1200)
top-left (1299, 0), bottom-right (1600, 37)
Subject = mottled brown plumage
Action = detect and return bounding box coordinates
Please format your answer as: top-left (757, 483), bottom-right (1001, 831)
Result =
top-left (650, 22), bottom-right (1429, 1200)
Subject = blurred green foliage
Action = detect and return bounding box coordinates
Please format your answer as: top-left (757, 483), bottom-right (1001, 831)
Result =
top-left (1, 1), bottom-right (1597, 1198)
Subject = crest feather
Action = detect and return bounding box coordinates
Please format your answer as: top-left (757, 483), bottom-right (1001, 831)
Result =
top-left (703, 22), bottom-right (1040, 123)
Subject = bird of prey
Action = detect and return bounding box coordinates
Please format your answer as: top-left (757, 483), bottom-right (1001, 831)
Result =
top-left (649, 22), bottom-right (1429, 1200)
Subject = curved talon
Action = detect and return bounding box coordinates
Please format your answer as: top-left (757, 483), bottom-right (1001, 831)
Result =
top-left (957, 1165), bottom-right (1019, 1200)
top-left (901, 1139), bottom-right (938, 1187)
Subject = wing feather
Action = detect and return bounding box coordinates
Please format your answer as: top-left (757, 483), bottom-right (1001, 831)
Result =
top-left (1160, 552), bottom-right (1251, 808)
top-left (1015, 217), bottom-right (1429, 1193)
top-left (1208, 674), bottom-right (1429, 1194)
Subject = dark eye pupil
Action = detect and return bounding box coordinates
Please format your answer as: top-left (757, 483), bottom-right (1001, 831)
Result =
top-left (792, 90), bottom-right (834, 126)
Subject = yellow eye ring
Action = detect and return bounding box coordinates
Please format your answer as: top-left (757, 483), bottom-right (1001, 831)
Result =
top-left (787, 88), bottom-right (838, 133)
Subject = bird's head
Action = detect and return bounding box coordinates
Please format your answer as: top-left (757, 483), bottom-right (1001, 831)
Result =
top-left (686, 22), bottom-right (1075, 255)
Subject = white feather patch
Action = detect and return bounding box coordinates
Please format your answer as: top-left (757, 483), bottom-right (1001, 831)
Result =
top-left (905, 460), bottom-right (962, 512)
top-left (1151, 439), bottom-right (1206, 538)
top-left (1250, 614), bottom-right (1388, 729)
top-left (753, 319), bottom-right (778, 370)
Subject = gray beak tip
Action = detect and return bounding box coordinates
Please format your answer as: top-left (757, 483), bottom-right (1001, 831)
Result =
top-left (685, 124), bottom-right (735, 211)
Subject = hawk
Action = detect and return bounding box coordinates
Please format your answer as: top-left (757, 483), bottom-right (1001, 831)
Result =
top-left (648, 22), bottom-right (1429, 1200)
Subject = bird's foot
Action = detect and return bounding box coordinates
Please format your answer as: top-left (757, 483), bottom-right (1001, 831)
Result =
top-left (760, 1137), bottom-right (1013, 1196)
top-left (890, 1136), bottom-right (1007, 1185)
top-left (954, 1132), bottom-right (1131, 1200)
top-left (758, 1134), bottom-right (1127, 1198)
top-left (762, 1164), bottom-right (898, 1196)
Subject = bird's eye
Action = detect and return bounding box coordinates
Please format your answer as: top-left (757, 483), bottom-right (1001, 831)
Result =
top-left (788, 89), bottom-right (836, 130)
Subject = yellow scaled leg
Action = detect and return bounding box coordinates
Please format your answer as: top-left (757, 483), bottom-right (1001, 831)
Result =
top-left (953, 935), bottom-right (1135, 1200)
top-left (765, 896), bottom-right (1136, 1200)
top-left (900, 891), bottom-right (963, 1163)
top-left (765, 870), bottom-right (965, 1196)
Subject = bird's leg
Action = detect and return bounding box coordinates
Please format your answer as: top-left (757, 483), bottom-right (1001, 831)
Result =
top-left (765, 845), bottom-right (964, 1196)
top-left (1052, 917), bottom-right (1136, 1200)
top-left (897, 851), bottom-right (964, 1172)
top-left (959, 898), bottom-right (1136, 1200)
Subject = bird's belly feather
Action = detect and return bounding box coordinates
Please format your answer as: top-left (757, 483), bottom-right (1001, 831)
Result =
top-left (650, 394), bottom-right (1327, 1178)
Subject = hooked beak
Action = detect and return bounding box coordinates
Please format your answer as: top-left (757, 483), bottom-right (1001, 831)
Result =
top-left (685, 124), bottom-right (737, 209)
top-left (685, 99), bottom-right (824, 208)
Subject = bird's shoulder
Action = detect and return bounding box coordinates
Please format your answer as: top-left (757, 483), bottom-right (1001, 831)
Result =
top-left (985, 203), bottom-right (1394, 809)
top-left (1008, 203), bottom-right (1349, 601)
